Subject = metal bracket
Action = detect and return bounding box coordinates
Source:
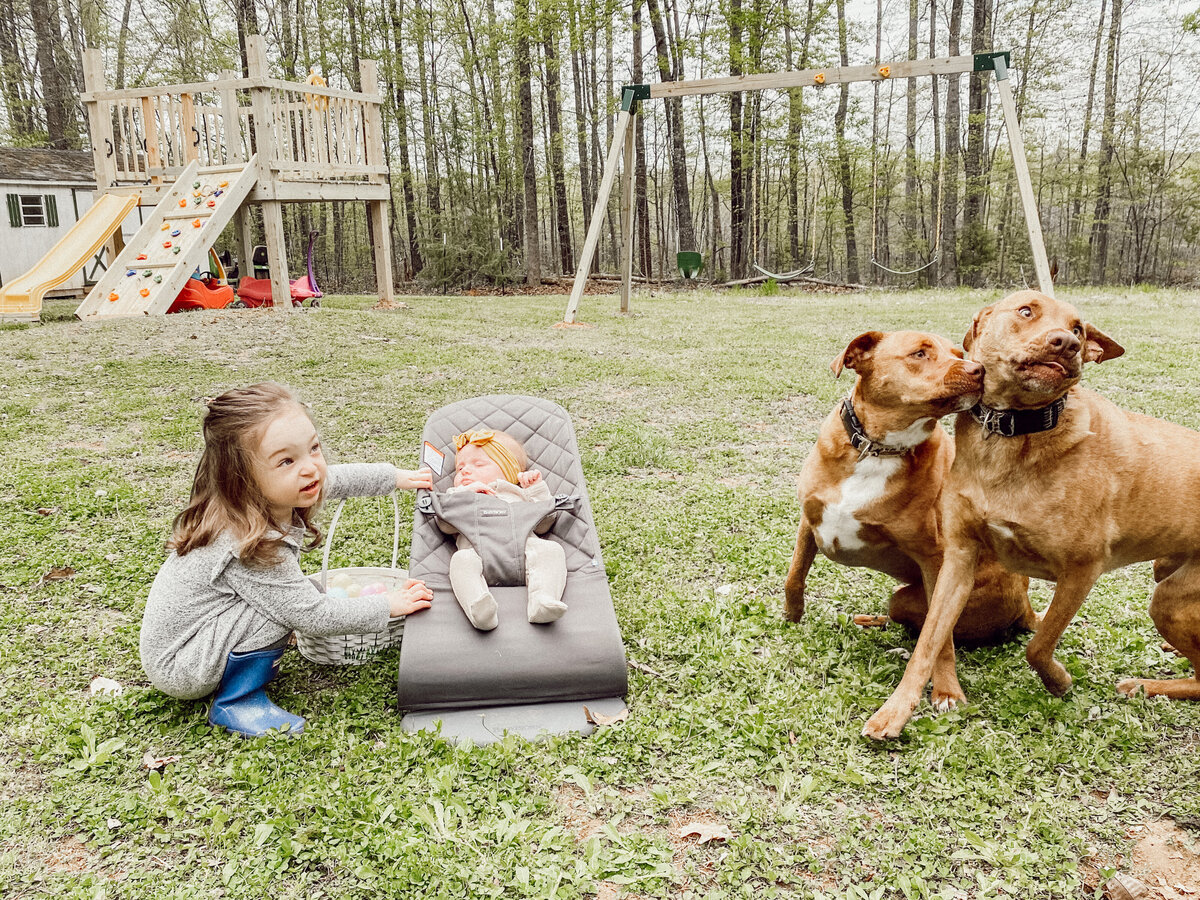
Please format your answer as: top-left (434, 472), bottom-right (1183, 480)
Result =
top-left (620, 83), bottom-right (652, 113)
top-left (973, 51), bottom-right (1012, 73)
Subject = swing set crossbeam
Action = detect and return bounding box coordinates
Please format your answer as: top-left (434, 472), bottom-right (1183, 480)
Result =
top-left (562, 51), bottom-right (1050, 324)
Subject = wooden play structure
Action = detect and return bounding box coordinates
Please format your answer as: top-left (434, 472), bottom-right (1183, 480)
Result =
top-left (0, 35), bottom-right (392, 322)
top-left (563, 52), bottom-right (1053, 323)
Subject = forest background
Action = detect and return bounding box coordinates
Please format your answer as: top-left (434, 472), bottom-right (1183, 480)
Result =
top-left (1, 0), bottom-right (1198, 293)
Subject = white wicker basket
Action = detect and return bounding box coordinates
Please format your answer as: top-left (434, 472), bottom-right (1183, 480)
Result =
top-left (296, 495), bottom-right (409, 666)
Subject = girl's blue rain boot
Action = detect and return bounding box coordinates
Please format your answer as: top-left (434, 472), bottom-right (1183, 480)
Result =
top-left (208, 646), bottom-right (305, 737)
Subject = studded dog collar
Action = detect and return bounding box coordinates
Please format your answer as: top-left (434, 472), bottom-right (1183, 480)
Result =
top-left (970, 396), bottom-right (1067, 438)
top-left (839, 396), bottom-right (914, 458)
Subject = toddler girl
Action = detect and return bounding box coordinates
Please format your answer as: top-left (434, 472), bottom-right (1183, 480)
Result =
top-left (139, 382), bottom-right (433, 737)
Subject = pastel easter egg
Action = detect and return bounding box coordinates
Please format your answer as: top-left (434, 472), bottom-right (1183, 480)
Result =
top-left (346, 584), bottom-right (362, 598)
top-left (327, 586), bottom-right (348, 599)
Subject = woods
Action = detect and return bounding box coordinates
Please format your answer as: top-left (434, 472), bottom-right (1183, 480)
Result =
top-left (1, 0), bottom-right (1198, 292)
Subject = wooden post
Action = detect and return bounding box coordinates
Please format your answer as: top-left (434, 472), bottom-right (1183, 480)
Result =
top-left (618, 115), bottom-right (636, 313)
top-left (83, 49), bottom-right (125, 260)
top-left (564, 92), bottom-right (635, 324)
top-left (141, 96), bottom-right (162, 184)
top-left (180, 93), bottom-right (198, 165)
top-left (992, 56), bottom-right (1054, 296)
top-left (246, 35), bottom-right (291, 311)
top-left (220, 68), bottom-right (251, 278)
top-left (360, 58), bottom-right (394, 302)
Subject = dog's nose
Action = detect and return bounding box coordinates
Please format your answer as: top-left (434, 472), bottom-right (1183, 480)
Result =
top-left (961, 360), bottom-right (983, 378)
top-left (1046, 330), bottom-right (1081, 355)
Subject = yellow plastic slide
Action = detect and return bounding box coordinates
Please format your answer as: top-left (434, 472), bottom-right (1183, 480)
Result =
top-left (0, 193), bottom-right (139, 322)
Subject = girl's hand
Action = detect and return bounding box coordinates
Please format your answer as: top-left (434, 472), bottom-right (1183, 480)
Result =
top-left (518, 470), bottom-right (542, 488)
top-left (467, 482), bottom-right (495, 495)
top-left (397, 467), bottom-right (433, 491)
top-left (390, 578), bottom-right (433, 617)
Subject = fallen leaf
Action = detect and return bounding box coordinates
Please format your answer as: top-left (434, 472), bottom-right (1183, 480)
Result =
top-left (679, 822), bottom-right (734, 844)
top-left (142, 751), bottom-right (181, 771)
top-left (1104, 872), bottom-right (1150, 900)
top-left (36, 507), bottom-right (56, 516)
top-left (583, 706), bottom-right (629, 727)
top-left (38, 566), bottom-right (76, 585)
top-left (106, 818), bottom-right (120, 830)
top-left (89, 676), bottom-right (124, 696)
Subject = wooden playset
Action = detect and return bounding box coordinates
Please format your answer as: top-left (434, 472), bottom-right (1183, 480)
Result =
top-left (0, 36), bottom-right (393, 322)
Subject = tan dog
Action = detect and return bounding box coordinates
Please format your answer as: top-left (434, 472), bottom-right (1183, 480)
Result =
top-left (784, 331), bottom-right (1035, 654)
top-left (864, 290), bottom-right (1200, 741)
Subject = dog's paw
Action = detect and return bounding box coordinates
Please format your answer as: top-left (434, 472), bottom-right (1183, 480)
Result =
top-left (862, 697), bottom-right (916, 741)
top-left (930, 689), bottom-right (966, 713)
top-left (1116, 678), bottom-right (1144, 697)
top-left (1037, 661), bottom-right (1073, 697)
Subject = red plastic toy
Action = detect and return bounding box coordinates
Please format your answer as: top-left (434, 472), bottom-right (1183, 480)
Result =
top-left (167, 276), bottom-right (237, 314)
top-left (235, 229), bottom-right (323, 308)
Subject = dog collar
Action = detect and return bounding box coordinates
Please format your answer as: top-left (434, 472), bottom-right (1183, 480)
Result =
top-left (840, 396), bottom-right (912, 458)
top-left (970, 396), bottom-right (1067, 438)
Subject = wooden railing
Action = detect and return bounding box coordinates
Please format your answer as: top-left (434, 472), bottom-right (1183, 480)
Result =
top-left (81, 36), bottom-right (385, 191)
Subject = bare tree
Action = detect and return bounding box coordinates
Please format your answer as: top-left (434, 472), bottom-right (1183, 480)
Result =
top-left (1089, 0), bottom-right (1122, 283)
top-left (834, 0), bottom-right (859, 282)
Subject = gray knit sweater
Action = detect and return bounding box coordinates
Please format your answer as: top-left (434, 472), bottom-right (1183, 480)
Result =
top-left (140, 463), bottom-right (399, 699)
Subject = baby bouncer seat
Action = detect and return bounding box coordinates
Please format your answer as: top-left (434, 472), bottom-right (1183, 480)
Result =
top-left (397, 395), bottom-right (628, 743)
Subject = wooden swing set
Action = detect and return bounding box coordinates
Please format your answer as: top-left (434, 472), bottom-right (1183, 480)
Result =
top-left (562, 51), bottom-right (1053, 324)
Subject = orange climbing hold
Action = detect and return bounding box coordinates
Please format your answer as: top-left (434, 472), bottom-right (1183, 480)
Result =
top-left (108, 292), bottom-right (119, 302)
top-left (814, 72), bottom-right (826, 85)
top-left (193, 218), bottom-right (203, 228)
top-left (178, 199), bottom-right (187, 208)
top-left (140, 288), bottom-right (150, 298)
top-left (878, 65), bottom-right (891, 78)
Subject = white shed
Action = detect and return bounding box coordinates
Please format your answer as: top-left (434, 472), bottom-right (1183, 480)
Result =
top-left (0, 147), bottom-right (143, 294)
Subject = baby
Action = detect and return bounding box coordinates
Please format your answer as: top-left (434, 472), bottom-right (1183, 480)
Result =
top-left (435, 429), bottom-right (567, 630)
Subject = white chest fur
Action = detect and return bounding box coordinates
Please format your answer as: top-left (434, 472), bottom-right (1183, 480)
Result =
top-left (815, 454), bottom-right (904, 552)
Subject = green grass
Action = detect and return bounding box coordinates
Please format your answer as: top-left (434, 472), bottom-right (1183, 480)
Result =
top-left (2, 286), bottom-right (1199, 898)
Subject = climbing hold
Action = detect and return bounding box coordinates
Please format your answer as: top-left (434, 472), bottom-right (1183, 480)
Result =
top-left (192, 181), bottom-right (200, 189)
top-left (172, 246), bottom-right (181, 255)
top-left (163, 241), bottom-right (172, 249)
top-left (153, 275), bottom-right (162, 283)
top-left (179, 199), bottom-right (187, 208)
top-left (194, 197), bottom-right (202, 205)
top-left (814, 72), bottom-right (826, 85)
top-left (170, 229), bottom-right (181, 237)
top-left (878, 65), bottom-right (890, 78)
top-left (140, 288), bottom-right (150, 297)
top-left (108, 292), bottom-right (119, 302)
top-left (192, 218), bottom-right (202, 228)
top-left (219, 181), bottom-right (228, 188)
top-left (161, 223), bottom-right (170, 231)
top-left (193, 191), bottom-right (201, 198)
top-left (136, 254), bottom-right (147, 261)
top-left (214, 189), bottom-right (223, 197)
top-left (207, 200), bottom-right (216, 208)
top-left (125, 270), bottom-right (136, 277)
top-left (142, 269), bottom-right (152, 277)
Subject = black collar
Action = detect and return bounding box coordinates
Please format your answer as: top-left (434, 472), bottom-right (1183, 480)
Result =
top-left (840, 395), bottom-right (913, 458)
top-left (970, 396), bottom-right (1067, 437)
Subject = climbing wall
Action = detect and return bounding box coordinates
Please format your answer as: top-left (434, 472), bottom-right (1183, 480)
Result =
top-left (76, 156), bottom-right (259, 319)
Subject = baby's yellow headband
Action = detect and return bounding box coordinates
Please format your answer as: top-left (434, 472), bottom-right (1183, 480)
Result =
top-left (453, 430), bottom-right (521, 484)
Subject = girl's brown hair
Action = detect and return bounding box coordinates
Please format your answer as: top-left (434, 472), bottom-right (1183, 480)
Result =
top-left (169, 383), bottom-right (323, 565)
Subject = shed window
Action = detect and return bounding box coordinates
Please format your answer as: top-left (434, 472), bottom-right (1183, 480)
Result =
top-left (5, 193), bottom-right (59, 227)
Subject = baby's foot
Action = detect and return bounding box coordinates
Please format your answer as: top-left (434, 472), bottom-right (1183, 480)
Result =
top-left (527, 593), bottom-right (567, 624)
top-left (464, 592), bottom-right (498, 631)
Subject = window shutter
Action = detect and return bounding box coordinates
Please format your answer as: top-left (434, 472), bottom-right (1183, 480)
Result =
top-left (45, 194), bottom-right (59, 227)
top-left (6, 194), bottom-right (20, 228)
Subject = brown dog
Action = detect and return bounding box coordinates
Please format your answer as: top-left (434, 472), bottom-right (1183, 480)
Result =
top-left (784, 331), bottom-right (1035, 653)
top-left (864, 290), bottom-right (1200, 741)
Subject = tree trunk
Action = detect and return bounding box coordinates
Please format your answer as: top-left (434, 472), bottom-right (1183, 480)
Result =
top-left (29, 0), bottom-right (75, 148)
top-left (543, 16), bottom-right (572, 273)
top-left (1089, 0), bottom-right (1122, 284)
top-left (729, 0), bottom-right (746, 279)
top-left (926, 0), bottom-right (940, 286)
top-left (834, 0), bottom-right (859, 283)
top-left (632, 0), bottom-right (652, 278)
top-left (414, 0), bottom-right (442, 220)
top-left (515, 0), bottom-right (540, 285)
top-left (645, 0), bottom-right (696, 254)
top-left (389, 0), bottom-right (424, 276)
top-left (904, 0), bottom-right (918, 271)
top-left (1069, 0), bottom-right (1106, 282)
top-left (0, 0), bottom-right (36, 138)
top-left (961, 0), bottom-right (993, 286)
top-left (939, 0), bottom-right (963, 286)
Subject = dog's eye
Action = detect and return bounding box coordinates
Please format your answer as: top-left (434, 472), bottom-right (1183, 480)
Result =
top-left (1072, 325), bottom-right (1084, 337)
top-left (1018, 307), bottom-right (1033, 318)
top-left (911, 350), bottom-right (926, 359)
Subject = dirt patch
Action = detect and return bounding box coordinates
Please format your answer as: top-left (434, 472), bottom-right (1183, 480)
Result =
top-left (1128, 819), bottom-right (1200, 897)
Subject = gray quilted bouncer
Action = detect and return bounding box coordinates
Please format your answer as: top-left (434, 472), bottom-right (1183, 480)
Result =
top-left (397, 395), bottom-right (628, 743)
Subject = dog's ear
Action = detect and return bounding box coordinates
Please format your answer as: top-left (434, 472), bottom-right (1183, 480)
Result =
top-left (1083, 323), bottom-right (1125, 364)
top-left (962, 305), bottom-right (994, 354)
top-left (831, 331), bottom-right (883, 378)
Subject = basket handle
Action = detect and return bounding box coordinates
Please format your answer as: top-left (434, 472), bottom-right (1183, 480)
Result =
top-left (319, 493), bottom-right (401, 591)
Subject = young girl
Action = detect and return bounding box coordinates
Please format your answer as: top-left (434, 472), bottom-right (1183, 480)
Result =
top-left (139, 382), bottom-right (434, 737)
